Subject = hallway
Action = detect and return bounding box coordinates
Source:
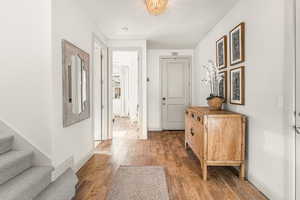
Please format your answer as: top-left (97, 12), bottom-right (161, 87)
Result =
top-left (1, 0), bottom-right (297, 199)
top-left (76, 132), bottom-right (267, 200)
top-left (94, 117), bottom-right (140, 153)
top-left (113, 117), bottom-right (140, 139)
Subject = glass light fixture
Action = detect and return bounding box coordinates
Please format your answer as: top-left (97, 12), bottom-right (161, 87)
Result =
top-left (146, 0), bottom-right (168, 15)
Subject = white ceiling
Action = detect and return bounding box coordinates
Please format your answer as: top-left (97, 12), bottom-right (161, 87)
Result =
top-left (77, 0), bottom-right (239, 49)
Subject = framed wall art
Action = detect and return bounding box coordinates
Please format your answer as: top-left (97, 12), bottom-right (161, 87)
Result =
top-left (216, 36), bottom-right (227, 69)
top-left (218, 71), bottom-right (228, 102)
top-left (230, 66), bottom-right (245, 105)
top-left (230, 22), bottom-right (245, 65)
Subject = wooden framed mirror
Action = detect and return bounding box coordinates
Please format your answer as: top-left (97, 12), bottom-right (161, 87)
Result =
top-left (62, 40), bottom-right (90, 127)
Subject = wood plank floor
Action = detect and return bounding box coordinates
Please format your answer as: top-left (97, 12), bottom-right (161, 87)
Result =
top-left (75, 131), bottom-right (268, 200)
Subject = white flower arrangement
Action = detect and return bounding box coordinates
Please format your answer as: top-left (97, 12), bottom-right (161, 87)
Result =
top-left (201, 60), bottom-right (223, 99)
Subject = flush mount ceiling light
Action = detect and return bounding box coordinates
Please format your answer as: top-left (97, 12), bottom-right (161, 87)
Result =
top-left (146, 0), bottom-right (168, 15)
top-left (121, 27), bottom-right (129, 32)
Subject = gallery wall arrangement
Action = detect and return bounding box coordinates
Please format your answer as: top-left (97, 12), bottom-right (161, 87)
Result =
top-left (216, 22), bottom-right (245, 105)
top-left (62, 40), bottom-right (90, 127)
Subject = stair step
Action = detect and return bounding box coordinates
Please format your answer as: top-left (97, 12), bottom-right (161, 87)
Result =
top-left (35, 168), bottom-right (78, 200)
top-left (0, 150), bottom-right (33, 184)
top-left (0, 132), bottom-right (14, 154)
top-left (0, 166), bottom-right (53, 200)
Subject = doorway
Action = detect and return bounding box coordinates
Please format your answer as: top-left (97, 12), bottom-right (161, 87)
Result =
top-left (111, 50), bottom-right (141, 139)
top-left (160, 57), bottom-right (191, 130)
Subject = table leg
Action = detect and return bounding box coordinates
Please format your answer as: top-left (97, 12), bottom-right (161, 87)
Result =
top-left (240, 163), bottom-right (245, 180)
top-left (202, 162), bottom-right (207, 181)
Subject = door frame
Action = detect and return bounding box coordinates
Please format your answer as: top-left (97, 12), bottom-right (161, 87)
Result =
top-left (159, 56), bottom-right (192, 130)
top-left (108, 47), bottom-right (143, 139)
top-left (92, 34), bottom-right (109, 142)
top-left (295, 0), bottom-right (299, 199)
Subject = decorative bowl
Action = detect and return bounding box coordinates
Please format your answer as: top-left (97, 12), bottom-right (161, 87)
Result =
top-left (207, 96), bottom-right (224, 110)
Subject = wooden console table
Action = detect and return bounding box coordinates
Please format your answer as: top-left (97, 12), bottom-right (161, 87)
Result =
top-left (185, 107), bottom-right (246, 181)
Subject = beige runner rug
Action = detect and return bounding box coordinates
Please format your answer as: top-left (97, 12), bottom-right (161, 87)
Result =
top-left (107, 166), bottom-right (170, 200)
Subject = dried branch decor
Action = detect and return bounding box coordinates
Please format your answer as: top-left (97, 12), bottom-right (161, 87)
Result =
top-left (201, 60), bottom-right (223, 99)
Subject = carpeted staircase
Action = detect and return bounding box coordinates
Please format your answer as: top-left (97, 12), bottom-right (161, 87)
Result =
top-left (0, 123), bottom-right (78, 200)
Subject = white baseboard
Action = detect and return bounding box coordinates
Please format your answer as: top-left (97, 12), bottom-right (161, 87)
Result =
top-left (139, 135), bottom-right (148, 140)
top-left (74, 151), bottom-right (94, 172)
top-left (247, 173), bottom-right (272, 199)
top-left (52, 156), bottom-right (74, 181)
top-left (148, 128), bottom-right (162, 132)
top-left (52, 151), bottom-right (95, 181)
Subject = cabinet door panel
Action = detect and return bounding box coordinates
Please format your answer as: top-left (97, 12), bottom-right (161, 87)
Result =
top-left (207, 117), bottom-right (242, 161)
top-left (193, 116), bottom-right (204, 159)
top-left (185, 112), bottom-right (190, 144)
top-left (190, 117), bottom-right (198, 156)
top-left (185, 112), bottom-right (193, 147)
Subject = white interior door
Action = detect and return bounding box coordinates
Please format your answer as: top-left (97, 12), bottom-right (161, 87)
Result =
top-left (101, 48), bottom-right (111, 140)
top-left (161, 58), bottom-right (190, 130)
top-left (296, 0), bottom-right (300, 198)
top-left (93, 43), bottom-right (110, 141)
top-left (93, 44), bottom-right (102, 141)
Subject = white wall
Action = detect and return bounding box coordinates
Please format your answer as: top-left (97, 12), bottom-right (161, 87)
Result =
top-left (0, 0), bottom-right (109, 176)
top-left (193, 0), bottom-right (294, 199)
top-left (0, 0), bottom-right (53, 158)
top-left (51, 0), bottom-right (108, 172)
top-left (147, 49), bottom-right (194, 131)
top-left (108, 40), bottom-right (148, 139)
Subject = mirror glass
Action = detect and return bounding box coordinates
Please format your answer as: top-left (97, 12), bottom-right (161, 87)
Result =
top-left (70, 55), bottom-right (87, 114)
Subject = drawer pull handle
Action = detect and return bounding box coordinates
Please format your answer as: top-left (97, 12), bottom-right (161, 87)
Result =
top-left (197, 117), bottom-right (201, 122)
top-left (186, 111), bottom-right (189, 115)
top-left (191, 114), bottom-right (195, 118)
top-left (190, 128), bottom-right (194, 136)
